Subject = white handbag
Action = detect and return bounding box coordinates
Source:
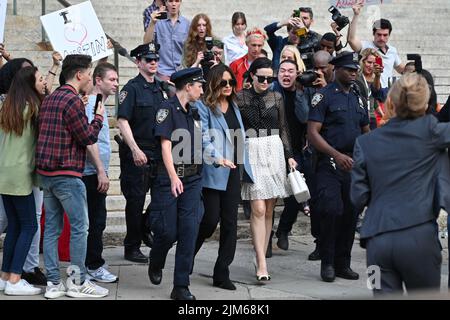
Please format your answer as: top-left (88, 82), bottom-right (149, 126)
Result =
top-left (288, 168), bottom-right (311, 203)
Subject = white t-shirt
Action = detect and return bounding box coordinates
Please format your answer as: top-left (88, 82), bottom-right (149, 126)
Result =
top-left (223, 33), bottom-right (248, 66)
top-left (361, 40), bottom-right (402, 88)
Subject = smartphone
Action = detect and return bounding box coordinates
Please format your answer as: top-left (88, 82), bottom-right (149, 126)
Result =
top-left (93, 93), bottom-right (102, 115)
top-left (157, 11), bottom-right (167, 19)
top-left (375, 56), bottom-right (383, 67)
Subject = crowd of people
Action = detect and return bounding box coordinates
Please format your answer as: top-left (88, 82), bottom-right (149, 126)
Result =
top-left (0, 0), bottom-right (449, 300)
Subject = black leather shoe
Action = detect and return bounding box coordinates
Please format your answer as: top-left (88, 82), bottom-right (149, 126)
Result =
top-left (124, 249), bottom-right (149, 263)
top-left (276, 232), bottom-right (289, 251)
top-left (213, 279), bottom-right (236, 291)
top-left (22, 267), bottom-right (47, 286)
top-left (170, 286), bottom-right (196, 300)
top-left (148, 265), bottom-right (162, 285)
top-left (336, 267), bottom-right (359, 280)
top-left (308, 247), bottom-right (321, 261)
top-left (321, 264), bottom-right (335, 282)
top-left (142, 231), bottom-right (154, 248)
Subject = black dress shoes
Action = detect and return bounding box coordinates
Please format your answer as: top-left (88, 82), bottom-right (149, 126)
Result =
top-left (124, 249), bottom-right (149, 263)
top-left (276, 232), bottom-right (289, 251)
top-left (308, 247), bottom-right (321, 261)
top-left (148, 265), bottom-right (162, 285)
top-left (336, 267), bottom-right (359, 280)
top-left (170, 286), bottom-right (196, 300)
top-left (213, 279), bottom-right (236, 291)
top-left (321, 264), bottom-right (335, 282)
top-left (22, 267), bottom-right (47, 286)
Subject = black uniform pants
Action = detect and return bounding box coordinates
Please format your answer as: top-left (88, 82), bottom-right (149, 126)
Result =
top-left (314, 159), bottom-right (358, 268)
top-left (119, 148), bottom-right (153, 252)
top-left (82, 175), bottom-right (107, 270)
top-left (366, 221), bottom-right (441, 295)
top-left (194, 168), bottom-right (241, 282)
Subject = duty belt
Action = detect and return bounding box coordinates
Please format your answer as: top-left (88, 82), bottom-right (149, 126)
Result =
top-left (157, 163), bottom-right (200, 178)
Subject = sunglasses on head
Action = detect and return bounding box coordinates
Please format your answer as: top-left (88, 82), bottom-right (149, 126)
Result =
top-left (220, 79), bottom-right (237, 87)
top-left (255, 75), bottom-right (275, 84)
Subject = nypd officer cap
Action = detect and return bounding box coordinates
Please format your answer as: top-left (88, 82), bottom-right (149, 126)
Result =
top-left (130, 42), bottom-right (159, 60)
top-left (170, 67), bottom-right (206, 88)
top-left (330, 51), bottom-right (360, 70)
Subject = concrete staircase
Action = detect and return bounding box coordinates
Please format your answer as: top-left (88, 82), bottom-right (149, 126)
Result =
top-left (3, 0), bottom-right (450, 239)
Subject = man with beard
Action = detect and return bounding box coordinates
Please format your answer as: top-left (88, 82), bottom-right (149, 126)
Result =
top-left (307, 52), bottom-right (370, 283)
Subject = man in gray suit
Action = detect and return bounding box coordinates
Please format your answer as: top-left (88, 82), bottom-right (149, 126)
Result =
top-left (351, 73), bottom-right (450, 295)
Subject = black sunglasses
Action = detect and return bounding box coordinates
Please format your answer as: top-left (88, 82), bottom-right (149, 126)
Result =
top-left (143, 57), bottom-right (159, 63)
top-left (220, 79), bottom-right (237, 87)
top-left (255, 75), bottom-right (275, 84)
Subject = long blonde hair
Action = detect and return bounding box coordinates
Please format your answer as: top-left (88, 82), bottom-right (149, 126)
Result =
top-left (280, 45), bottom-right (306, 73)
top-left (183, 14), bottom-right (213, 67)
top-left (359, 48), bottom-right (381, 79)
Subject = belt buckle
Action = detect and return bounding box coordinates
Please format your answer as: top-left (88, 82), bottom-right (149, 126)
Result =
top-left (176, 165), bottom-right (185, 178)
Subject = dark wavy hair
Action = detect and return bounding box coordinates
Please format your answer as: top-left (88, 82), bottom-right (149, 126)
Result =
top-left (0, 66), bottom-right (42, 136)
top-left (203, 64), bottom-right (237, 113)
top-left (0, 58), bottom-right (34, 94)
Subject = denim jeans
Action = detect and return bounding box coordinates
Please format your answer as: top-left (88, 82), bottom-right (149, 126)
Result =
top-left (1, 193), bottom-right (37, 274)
top-left (40, 175), bottom-right (89, 284)
top-left (1, 189), bottom-right (43, 273)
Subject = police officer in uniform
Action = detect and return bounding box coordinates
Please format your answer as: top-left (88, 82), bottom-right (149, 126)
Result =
top-left (147, 68), bottom-right (205, 300)
top-left (307, 52), bottom-right (370, 282)
top-left (117, 43), bottom-right (169, 263)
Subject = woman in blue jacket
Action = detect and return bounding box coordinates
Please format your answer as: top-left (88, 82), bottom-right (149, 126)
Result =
top-left (193, 64), bottom-right (253, 290)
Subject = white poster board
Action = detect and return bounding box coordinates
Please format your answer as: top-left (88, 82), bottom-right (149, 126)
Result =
top-left (0, 0), bottom-right (7, 43)
top-left (330, 0), bottom-right (392, 9)
top-left (40, 1), bottom-right (112, 61)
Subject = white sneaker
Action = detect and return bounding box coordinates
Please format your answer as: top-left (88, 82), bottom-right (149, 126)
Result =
top-left (87, 266), bottom-right (118, 283)
top-left (44, 281), bottom-right (66, 299)
top-left (0, 278), bottom-right (6, 291)
top-left (65, 278), bottom-right (109, 298)
top-left (4, 279), bottom-right (41, 296)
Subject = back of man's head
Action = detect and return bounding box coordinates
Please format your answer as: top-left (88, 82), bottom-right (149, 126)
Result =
top-left (314, 50), bottom-right (331, 65)
top-left (372, 19), bottom-right (393, 35)
top-left (93, 62), bottom-right (117, 86)
top-left (61, 54), bottom-right (92, 82)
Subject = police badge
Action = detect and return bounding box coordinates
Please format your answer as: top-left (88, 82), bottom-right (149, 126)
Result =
top-left (119, 91), bottom-right (128, 105)
top-left (156, 109), bottom-right (169, 123)
top-left (311, 93), bottom-right (324, 108)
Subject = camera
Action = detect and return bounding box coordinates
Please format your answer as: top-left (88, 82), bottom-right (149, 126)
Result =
top-left (297, 52), bottom-right (318, 87)
top-left (406, 54), bottom-right (423, 73)
top-left (297, 70), bottom-right (319, 87)
top-left (328, 6), bottom-right (349, 31)
top-left (203, 36), bottom-right (215, 62)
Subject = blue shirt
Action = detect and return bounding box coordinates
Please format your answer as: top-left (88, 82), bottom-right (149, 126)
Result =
top-left (264, 22), bottom-right (290, 71)
top-left (154, 95), bottom-right (202, 165)
top-left (308, 82), bottom-right (369, 153)
top-left (83, 95), bottom-right (111, 176)
top-left (155, 16), bottom-right (190, 77)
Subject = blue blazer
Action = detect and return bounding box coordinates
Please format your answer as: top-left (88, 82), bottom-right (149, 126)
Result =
top-left (196, 99), bottom-right (254, 191)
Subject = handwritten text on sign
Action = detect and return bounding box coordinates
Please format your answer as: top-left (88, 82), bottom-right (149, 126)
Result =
top-left (40, 1), bottom-right (112, 61)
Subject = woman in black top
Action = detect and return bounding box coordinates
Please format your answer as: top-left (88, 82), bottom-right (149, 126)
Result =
top-left (193, 64), bottom-right (253, 290)
top-left (236, 57), bottom-right (297, 281)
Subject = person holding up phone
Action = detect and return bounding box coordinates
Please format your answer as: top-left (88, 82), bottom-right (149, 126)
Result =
top-left (143, 0), bottom-right (190, 81)
top-left (82, 63), bottom-right (119, 283)
top-left (143, 0), bottom-right (166, 31)
top-left (355, 48), bottom-right (385, 130)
